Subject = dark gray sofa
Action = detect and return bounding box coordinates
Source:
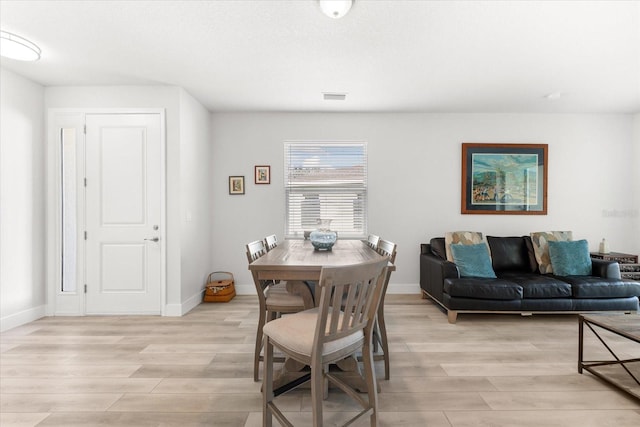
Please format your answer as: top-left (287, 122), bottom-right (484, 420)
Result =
top-left (420, 236), bottom-right (640, 323)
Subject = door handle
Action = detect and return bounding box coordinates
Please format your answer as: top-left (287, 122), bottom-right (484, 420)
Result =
top-left (144, 237), bottom-right (160, 242)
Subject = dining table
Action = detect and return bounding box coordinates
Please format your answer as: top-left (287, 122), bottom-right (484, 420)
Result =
top-left (249, 238), bottom-right (390, 284)
top-left (248, 238), bottom-right (395, 395)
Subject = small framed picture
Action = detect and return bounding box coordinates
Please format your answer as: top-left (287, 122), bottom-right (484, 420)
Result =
top-left (229, 176), bottom-right (245, 195)
top-left (255, 165), bottom-right (271, 184)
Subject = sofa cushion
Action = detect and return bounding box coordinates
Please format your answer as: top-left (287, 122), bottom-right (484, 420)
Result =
top-left (443, 295), bottom-right (522, 311)
top-left (430, 237), bottom-right (447, 260)
top-left (548, 239), bottom-right (592, 276)
top-left (530, 231), bottom-right (573, 274)
top-left (499, 272), bottom-right (572, 298)
top-left (451, 243), bottom-right (497, 278)
top-left (444, 278), bottom-right (522, 300)
top-left (521, 298), bottom-right (574, 311)
top-left (572, 297), bottom-right (640, 311)
top-left (559, 276), bottom-right (640, 298)
top-left (487, 236), bottom-right (537, 273)
top-left (445, 231), bottom-right (484, 261)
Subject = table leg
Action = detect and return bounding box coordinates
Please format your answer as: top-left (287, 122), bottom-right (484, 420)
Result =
top-left (286, 280), bottom-right (315, 309)
top-left (578, 316), bottom-right (584, 374)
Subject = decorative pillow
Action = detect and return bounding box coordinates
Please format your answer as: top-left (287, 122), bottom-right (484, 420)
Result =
top-left (445, 231), bottom-right (484, 262)
top-left (530, 231), bottom-right (573, 274)
top-left (548, 240), bottom-right (592, 276)
top-left (450, 243), bottom-right (497, 278)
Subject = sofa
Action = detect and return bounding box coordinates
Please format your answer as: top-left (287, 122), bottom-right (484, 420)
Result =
top-left (420, 234), bottom-right (640, 323)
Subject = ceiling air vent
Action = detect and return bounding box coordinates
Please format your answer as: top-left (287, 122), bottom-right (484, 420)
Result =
top-left (323, 92), bottom-right (347, 101)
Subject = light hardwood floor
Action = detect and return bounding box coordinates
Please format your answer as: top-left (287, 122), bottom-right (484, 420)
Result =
top-left (1, 294), bottom-right (639, 426)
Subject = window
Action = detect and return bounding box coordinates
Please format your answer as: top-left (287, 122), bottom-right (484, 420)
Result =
top-left (60, 128), bottom-right (77, 292)
top-left (284, 142), bottom-right (367, 239)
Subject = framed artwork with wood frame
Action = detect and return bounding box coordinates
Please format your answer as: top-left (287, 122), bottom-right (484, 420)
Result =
top-left (461, 143), bottom-right (548, 215)
top-left (229, 176), bottom-right (245, 195)
top-left (254, 165), bottom-right (270, 184)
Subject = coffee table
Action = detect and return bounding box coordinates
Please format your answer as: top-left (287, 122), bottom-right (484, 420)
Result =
top-left (578, 314), bottom-right (640, 400)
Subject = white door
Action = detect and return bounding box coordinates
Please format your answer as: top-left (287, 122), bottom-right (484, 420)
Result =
top-left (85, 114), bottom-right (162, 314)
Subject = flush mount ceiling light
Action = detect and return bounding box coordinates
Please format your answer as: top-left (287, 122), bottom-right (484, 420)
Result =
top-left (323, 92), bottom-right (347, 101)
top-left (545, 92), bottom-right (562, 100)
top-left (318, 0), bottom-right (353, 19)
top-left (0, 31), bottom-right (41, 61)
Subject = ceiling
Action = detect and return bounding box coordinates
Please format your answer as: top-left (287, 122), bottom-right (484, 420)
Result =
top-left (1, 0), bottom-right (639, 113)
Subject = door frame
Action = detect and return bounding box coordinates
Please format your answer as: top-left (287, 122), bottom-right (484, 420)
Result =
top-left (46, 108), bottom-right (167, 316)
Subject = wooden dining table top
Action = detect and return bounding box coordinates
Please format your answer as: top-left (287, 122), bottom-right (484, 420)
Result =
top-left (248, 239), bottom-right (393, 282)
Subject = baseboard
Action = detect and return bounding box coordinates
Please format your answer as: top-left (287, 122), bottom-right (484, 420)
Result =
top-left (386, 283), bottom-right (421, 294)
top-left (0, 304), bottom-right (47, 332)
top-left (164, 289), bottom-right (206, 317)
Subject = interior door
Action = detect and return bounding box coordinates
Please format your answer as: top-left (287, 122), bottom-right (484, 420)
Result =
top-left (84, 113), bottom-right (162, 314)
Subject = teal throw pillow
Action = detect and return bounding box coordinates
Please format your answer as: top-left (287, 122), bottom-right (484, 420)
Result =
top-left (548, 239), bottom-right (592, 276)
top-left (450, 243), bottom-right (497, 278)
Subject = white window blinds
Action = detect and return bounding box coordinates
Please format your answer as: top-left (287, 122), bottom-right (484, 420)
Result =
top-left (284, 142), bottom-right (367, 239)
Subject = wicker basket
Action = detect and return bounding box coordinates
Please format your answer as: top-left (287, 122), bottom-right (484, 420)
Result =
top-left (203, 271), bottom-right (236, 303)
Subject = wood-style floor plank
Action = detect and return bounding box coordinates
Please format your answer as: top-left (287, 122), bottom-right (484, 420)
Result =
top-left (1, 294), bottom-right (639, 426)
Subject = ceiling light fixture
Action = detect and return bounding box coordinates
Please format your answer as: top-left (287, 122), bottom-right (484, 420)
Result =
top-left (318, 0), bottom-right (353, 19)
top-left (0, 31), bottom-right (41, 61)
top-left (323, 92), bottom-right (347, 101)
top-left (545, 92), bottom-right (562, 100)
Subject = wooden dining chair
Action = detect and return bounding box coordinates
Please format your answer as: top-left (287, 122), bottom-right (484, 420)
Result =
top-left (366, 234), bottom-right (380, 250)
top-left (246, 239), bottom-right (307, 382)
top-left (262, 258), bottom-right (389, 427)
top-left (373, 238), bottom-right (397, 380)
top-left (264, 234), bottom-right (278, 252)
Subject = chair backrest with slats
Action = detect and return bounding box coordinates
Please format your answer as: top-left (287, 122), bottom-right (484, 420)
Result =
top-left (246, 239), bottom-right (273, 299)
top-left (264, 234), bottom-right (278, 252)
top-left (366, 234), bottom-right (380, 250)
top-left (246, 239), bottom-right (267, 264)
top-left (376, 239), bottom-right (397, 264)
top-left (314, 258), bottom-right (389, 354)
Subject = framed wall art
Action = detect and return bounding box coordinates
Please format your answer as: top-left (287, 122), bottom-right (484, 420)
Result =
top-left (461, 143), bottom-right (548, 215)
top-left (255, 165), bottom-right (270, 184)
top-left (229, 176), bottom-right (245, 195)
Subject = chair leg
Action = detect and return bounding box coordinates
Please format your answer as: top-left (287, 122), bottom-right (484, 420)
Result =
top-left (362, 338), bottom-right (379, 426)
top-left (262, 336), bottom-right (274, 427)
top-left (310, 358), bottom-right (324, 427)
top-left (254, 311), bottom-right (267, 382)
top-left (255, 310), bottom-right (280, 382)
top-left (376, 309), bottom-right (390, 380)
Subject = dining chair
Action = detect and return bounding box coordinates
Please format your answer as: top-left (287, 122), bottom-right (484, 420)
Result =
top-left (373, 238), bottom-right (397, 380)
top-left (366, 234), bottom-right (380, 250)
top-left (246, 239), bottom-right (307, 382)
top-left (264, 234), bottom-right (278, 252)
top-left (262, 258), bottom-right (389, 427)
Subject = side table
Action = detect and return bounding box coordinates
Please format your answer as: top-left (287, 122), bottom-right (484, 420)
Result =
top-left (590, 252), bottom-right (640, 281)
top-left (590, 251), bottom-right (638, 264)
top-left (578, 314), bottom-right (640, 401)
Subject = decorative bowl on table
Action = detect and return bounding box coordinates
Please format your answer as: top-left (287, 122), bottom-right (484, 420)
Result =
top-left (309, 219), bottom-right (337, 251)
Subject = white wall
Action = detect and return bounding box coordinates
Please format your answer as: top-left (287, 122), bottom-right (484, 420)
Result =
top-left (633, 113), bottom-right (640, 254)
top-left (178, 88), bottom-right (213, 313)
top-left (211, 113), bottom-right (639, 294)
top-left (0, 68), bottom-right (46, 331)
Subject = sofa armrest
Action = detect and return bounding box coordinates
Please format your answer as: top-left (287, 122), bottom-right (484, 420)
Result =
top-left (591, 258), bottom-right (621, 279)
top-left (420, 246), bottom-right (459, 304)
top-left (420, 243), bottom-right (430, 255)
